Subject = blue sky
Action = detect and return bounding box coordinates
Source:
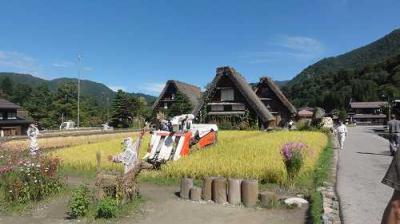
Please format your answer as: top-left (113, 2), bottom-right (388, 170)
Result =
top-left (0, 0), bottom-right (399, 96)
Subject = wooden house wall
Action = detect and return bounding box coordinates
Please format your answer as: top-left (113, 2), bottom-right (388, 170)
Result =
top-left (154, 84), bottom-right (177, 111)
top-left (256, 83), bottom-right (291, 126)
top-left (204, 75), bottom-right (262, 128)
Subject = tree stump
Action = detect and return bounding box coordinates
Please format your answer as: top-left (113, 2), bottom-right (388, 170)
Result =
top-left (259, 191), bottom-right (276, 207)
top-left (241, 180), bottom-right (259, 207)
top-left (202, 176), bottom-right (216, 201)
top-left (180, 177), bottom-right (193, 199)
top-left (212, 177), bottom-right (227, 204)
top-left (190, 187), bottom-right (202, 201)
top-left (228, 178), bottom-right (242, 205)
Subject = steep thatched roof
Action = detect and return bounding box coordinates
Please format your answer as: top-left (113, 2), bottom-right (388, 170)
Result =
top-left (152, 80), bottom-right (201, 113)
top-left (0, 98), bottom-right (21, 109)
top-left (193, 67), bottom-right (275, 123)
top-left (256, 77), bottom-right (297, 114)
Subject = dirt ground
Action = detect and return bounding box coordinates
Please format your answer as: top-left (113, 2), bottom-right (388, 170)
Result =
top-left (0, 182), bottom-right (308, 224)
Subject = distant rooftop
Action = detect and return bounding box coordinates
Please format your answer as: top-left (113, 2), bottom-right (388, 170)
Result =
top-left (350, 101), bottom-right (388, 109)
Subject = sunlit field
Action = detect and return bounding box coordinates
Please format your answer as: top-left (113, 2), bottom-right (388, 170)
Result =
top-left (1, 132), bottom-right (138, 151)
top-left (50, 131), bottom-right (328, 184)
top-left (162, 131), bottom-right (328, 184)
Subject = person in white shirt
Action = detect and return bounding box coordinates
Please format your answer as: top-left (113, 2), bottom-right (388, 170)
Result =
top-left (335, 120), bottom-right (348, 150)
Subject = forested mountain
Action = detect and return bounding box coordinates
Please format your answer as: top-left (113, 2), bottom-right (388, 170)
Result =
top-left (289, 28), bottom-right (400, 85)
top-left (283, 54), bottom-right (400, 112)
top-left (0, 73), bottom-right (157, 128)
top-left (0, 73), bottom-right (156, 105)
top-left (282, 28), bottom-right (400, 112)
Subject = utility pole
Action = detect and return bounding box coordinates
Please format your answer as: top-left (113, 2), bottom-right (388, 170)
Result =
top-left (388, 96), bottom-right (391, 121)
top-left (77, 54), bottom-right (81, 129)
top-left (106, 97), bottom-right (110, 122)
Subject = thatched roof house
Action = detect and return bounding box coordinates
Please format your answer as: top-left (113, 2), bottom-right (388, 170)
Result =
top-left (152, 80), bottom-right (201, 114)
top-left (194, 67), bottom-right (275, 129)
top-left (254, 77), bottom-right (296, 126)
top-left (0, 98), bottom-right (31, 136)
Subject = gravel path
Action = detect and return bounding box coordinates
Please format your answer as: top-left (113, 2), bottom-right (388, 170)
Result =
top-left (337, 126), bottom-right (393, 224)
top-left (0, 182), bottom-right (308, 224)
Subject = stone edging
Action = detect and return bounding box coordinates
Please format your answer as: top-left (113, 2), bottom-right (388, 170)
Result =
top-left (318, 135), bottom-right (342, 224)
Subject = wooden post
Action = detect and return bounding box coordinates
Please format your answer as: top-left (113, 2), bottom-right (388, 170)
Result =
top-left (180, 177), bottom-right (193, 199)
top-left (202, 176), bottom-right (215, 201)
top-left (190, 187), bottom-right (202, 201)
top-left (228, 178), bottom-right (242, 205)
top-left (241, 180), bottom-right (259, 207)
top-left (212, 177), bottom-right (227, 204)
top-left (259, 191), bottom-right (276, 207)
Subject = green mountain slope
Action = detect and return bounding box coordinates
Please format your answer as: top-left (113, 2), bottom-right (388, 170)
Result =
top-left (289, 28), bottom-right (400, 85)
top-left (284, 54), bottom-right (400, 111)
top-left (0, 73), bottom-right (157, 104)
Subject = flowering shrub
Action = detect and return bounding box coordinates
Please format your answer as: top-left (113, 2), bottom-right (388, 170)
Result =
top-left (0, 151), bottom-right (64, 204)
top-left (281, 142), bottom-right (306, 181)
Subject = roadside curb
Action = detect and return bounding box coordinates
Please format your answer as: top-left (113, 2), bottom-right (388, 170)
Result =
top-left (318, 135), bottom-right (342, 224)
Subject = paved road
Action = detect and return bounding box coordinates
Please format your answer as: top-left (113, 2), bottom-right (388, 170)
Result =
top-left (337, 126), bottom-right (393, 224)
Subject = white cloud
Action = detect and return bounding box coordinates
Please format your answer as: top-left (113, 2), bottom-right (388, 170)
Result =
top-left (52, 60), bottom-right (74, 68)
top-left (276, 35), bottom-right (324, 54)
top-left (243, 35), bottom-right (324, 64)
top-left (109, 86), bottom-right (127, 92)
top-left (139, 83), bottom-right (165, 95)
top-left (52, 61), bottom-right (94, 72)
top-left (0, 50), bottom-right (39, 73)
top-left (82, 66), bottom-right (93, 72)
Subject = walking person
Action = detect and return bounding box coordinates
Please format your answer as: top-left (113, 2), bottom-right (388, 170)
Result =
top-left (388, 114), bottom-right (400, 156)
top-left (335, 120), bottom-right (348, 150)
top-left (381, 114), bottom-right (400, 224)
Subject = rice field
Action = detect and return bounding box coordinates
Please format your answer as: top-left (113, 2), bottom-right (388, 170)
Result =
top-left (50, 131), bottom-right (328, 184)
top-left (1, 132), bottom-right (138, 151)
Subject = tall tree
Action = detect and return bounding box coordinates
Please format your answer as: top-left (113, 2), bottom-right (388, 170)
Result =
top-left (110, 90), bottom-right (143, 128)
top-left (24, 84), bottom-right (55, 128)
top-left (0, 77), bottom-right (14, 97)
top-left (167, 91), bottom-right (192, 117)
top-left (11, 83), bottom-right (32, 106)
top-left (52, 82), bottom-right (78, 124)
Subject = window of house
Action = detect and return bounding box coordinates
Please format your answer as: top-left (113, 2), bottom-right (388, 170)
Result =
top-left (8, 112), bottom-right (17, 120)
top-left (211, 105), bottom-right (224, 111)
top-left (232, 104), bottom-right (245, 111)
top-left (221, 88), bottom-right (234, 101)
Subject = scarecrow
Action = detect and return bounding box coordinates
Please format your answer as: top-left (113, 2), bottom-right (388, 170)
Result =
top-left (27, 123), bottom-right (40, 156)
top-left (110, 130), bottom-right (145, 174)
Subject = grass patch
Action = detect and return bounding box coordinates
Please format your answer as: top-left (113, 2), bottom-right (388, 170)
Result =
top-left (309, 136), bottom-right (334, 224)
top-left (81, 195), bottom-right (144, 223)
top-left (0, 185), bottom-right (69, 215)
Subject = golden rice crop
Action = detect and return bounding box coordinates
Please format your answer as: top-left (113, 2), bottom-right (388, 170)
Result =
top-left (1, 132), bottom-right (139, 151)
top-left (50, 131), bottom-right (327, 184)
top-left (162, 131), bottom-right (328, 184)
top-left (50, 133), bottom-right (150, 171)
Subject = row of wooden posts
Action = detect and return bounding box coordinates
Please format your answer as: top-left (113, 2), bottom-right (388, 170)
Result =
top-left (180, 177), bottom-right (273, 207)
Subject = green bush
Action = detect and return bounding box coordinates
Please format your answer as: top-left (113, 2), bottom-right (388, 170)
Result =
top-left (96, 197), bottom-right (119, 219)
top-left (68, 185), bottom-right (91, 218)
top-left (296, 119), bottom-right (312, 131)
